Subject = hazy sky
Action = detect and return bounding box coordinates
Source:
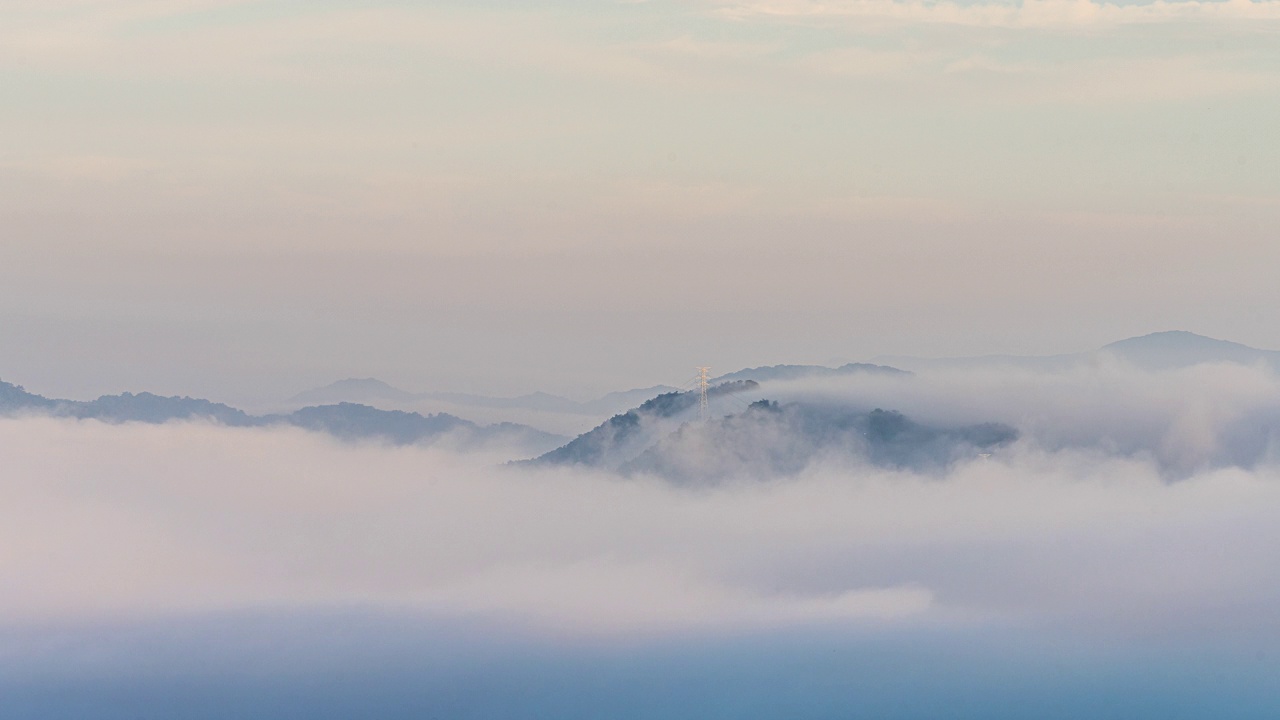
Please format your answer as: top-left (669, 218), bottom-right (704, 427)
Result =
top-left (3, 0), bottom-right (1279, 402)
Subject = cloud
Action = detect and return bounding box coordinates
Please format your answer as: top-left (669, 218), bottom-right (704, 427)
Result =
top-left (764, 358), bottom-right (1280, 475)
top-left (709, 0), bottom-right (1280, 27)
top-left (416, 561), bottom-right (932, 635)
top-left (0, 417), bottom-right (939, 635)
top-left (3, 363), bottom-right (1280, 644)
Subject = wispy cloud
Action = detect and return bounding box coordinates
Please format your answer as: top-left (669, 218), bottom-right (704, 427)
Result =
top-left (708, 0), bottom-right (1280, 27)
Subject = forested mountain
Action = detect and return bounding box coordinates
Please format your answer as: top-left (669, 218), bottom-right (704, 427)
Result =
top-left (529, 380), bottom-right (1014, 482)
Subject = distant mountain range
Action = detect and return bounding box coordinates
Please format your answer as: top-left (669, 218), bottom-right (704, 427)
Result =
top-left (1099, 331), bottom-right (1280, 371)
top-left (6, 331), bottom-right (1277, 471)
top-left (290, 333), bottom-right (1279, 420)
top-left (289, 378), bottom-right (418, 405)
top-left (0, 382), bottom-right (567, 456)
top-left (287, 380), bottom-right (681, 417)
top-left (283, 365), bottom-right (912, 419)
top-left (525, 331), bottom-right (1280, 482)
top-left (875, 331), bottom-right (1280, 373)
top-left (711, 362), bottom-right (907, 384)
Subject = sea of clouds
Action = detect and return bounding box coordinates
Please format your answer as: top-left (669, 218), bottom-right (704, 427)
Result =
top-left (3, 360), bottom-right (1280, 717)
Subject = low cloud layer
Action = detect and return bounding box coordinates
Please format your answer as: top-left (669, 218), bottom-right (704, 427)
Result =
top-left (763, 358), bottom-right (1280, 476)
top-left (4, 359), bottom-right (1280, 645)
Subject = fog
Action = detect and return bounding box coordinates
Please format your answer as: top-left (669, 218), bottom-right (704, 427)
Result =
top-left (761, 357), bottom-right (1280, 477)
top-left (3, 391), bottom-right (1279, 638)
top-left (5, 362), bottom-right (1280, 716)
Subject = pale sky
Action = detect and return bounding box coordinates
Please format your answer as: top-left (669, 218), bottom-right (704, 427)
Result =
top-left (3, 0), bottom-right (1279, 402)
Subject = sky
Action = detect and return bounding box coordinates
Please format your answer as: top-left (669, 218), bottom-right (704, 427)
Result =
top-left (8, 8), bottom-right (1280, 714)
top-left (3, 0), bottom-right (1280, 403)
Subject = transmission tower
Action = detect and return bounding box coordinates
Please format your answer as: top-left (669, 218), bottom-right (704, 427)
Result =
top-left (695, 367), bottom-right (711, 421)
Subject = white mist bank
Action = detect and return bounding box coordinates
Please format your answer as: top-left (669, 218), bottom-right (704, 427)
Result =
top-left (763, 358), bottom-right (1280, 475)
top-left (1, 413), bottom-right (1279, 641)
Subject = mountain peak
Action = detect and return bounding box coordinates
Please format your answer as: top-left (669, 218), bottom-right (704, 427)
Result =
top-left (1101, 331), bottom-right (1276, 370)
top-left (323, 377), bottom-right (407, 393)
top-left (1103, 330), bottom-right (1247, 351)
top-left (289, 377), bottom-right (416, 405)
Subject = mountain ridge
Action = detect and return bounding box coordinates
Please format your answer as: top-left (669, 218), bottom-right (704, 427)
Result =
top-left (529, 385), bottom-right (1016, 482)
top-left (289, 378), bottom-right (417, 405)
top-left (711, 362), bottom-right (908, 385)
top-left (0, 380), bottom-right (566, 455)
top-left (875, 331), bottom-right (1280, 373)
top-left (286, 380), bottom-right (682, 417)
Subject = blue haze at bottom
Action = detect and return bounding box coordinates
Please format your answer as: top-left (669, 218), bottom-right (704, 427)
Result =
top-left (3, 610), bottom-right (1278, 719)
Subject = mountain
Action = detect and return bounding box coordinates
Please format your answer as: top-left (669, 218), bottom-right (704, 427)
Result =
top-left (1101, 331), bottom-right (1280, 371)
top-left (277, 403), bottom-right (565, 453)
top-left (712, 363), bottom-right (907, 384)
top-left (0, 384), bottom-right (259, 428)
top-left (871, 352), bottom-right (1082, 373)
top-left (422, 390), bottom-right (585, 414)
top-left (287, 379), bottom-right (680, 419)
top-left (0, 379), bottom-right (55, 411)
top-left (579, 385), bottom-right (682, 414)
top-left (282, 403), bottom-right (471, 443)
top-left (876, 331), bottom-right (1280, 374)
top-left (530, 385), bottom-right (1015, 482)
top-left (622, 401), bottom-right (1016, 484)
top-left (0, 379), bottom-right (566, 456)
top-left (530, 381), bottom-right (758, 471)
top-left (68, 392), bottom-right (257, 426)
top-left (419, 386), bottom-right (684, 416)
top-left (288, 378), bottom-right (417, 406)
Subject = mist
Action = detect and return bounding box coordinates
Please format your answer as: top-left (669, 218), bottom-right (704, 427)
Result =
top-left (8, 1), bottom-right (1280, 715)
top-left (757, 358), bottom-right (1280, 477)
top-left (5, 358), bottom-right (1280, 717)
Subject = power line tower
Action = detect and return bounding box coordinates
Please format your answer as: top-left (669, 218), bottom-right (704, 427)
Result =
top-left (695, 367), bottom-right (711, 422)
